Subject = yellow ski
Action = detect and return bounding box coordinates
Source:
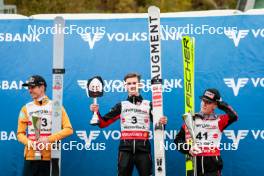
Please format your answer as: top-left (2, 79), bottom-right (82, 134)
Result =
top-left (182, 36), bottom-right (195, 176)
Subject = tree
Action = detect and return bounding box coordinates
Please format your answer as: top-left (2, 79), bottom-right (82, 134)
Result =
top-left (4, 0), bottom-right (237, 16)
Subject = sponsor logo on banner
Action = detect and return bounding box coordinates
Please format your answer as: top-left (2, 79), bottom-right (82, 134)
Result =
top-left (73, 129), bottom-right (263, 151)
top-left (74, 130), bottom-right (182, 151)
top-left (76, 130), bottom-right (101, 148)
top-left (224, 78), bottom-right (264, 96)
top-left (223, 129), bottom-right (264, 144)
top-left (224, 29), bottom-right (249, 47)
top-left (224, 78), bottom-right (249, 96)
top-left (0, 33), bottom-right (41, 42)
top-left (78, 24), bottom-right (240, 50)
top-left (251, 28), bottom-right (264, 38)
top-left (77, 79), bottom-right (183, 93)
top-left (223, 130), bottom-right (249, 147)
top-left (0, 131), bottom-right (17, 141)
top-left (76, 130), bottom-right (177, 141)
top-left (0, 80), bottom-right (26, 90)
top-left (2, 130), bottom-right (264, 151)
top-left (3, 23), bottom-right (264, 47)
top-left (80, 31), bottom-right (105, 49)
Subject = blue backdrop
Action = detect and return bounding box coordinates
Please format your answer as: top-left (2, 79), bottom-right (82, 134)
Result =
top-left (0, 11), bottom-right (263, 176)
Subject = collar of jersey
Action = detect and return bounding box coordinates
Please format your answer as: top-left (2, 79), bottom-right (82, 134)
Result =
top-left (196, 112), bottom-right (217, 119)
top-left (127, 95), bottom-right (143, 105)
top-left (33, 96), bottom-right (49, 106)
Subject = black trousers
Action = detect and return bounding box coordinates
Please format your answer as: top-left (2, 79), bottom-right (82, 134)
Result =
top-left (196, 156), bottom-right (223, 176)
top-left (118, 151), bottom-right (152, 176)
top-left (23, 160), bottom-right (50, 176)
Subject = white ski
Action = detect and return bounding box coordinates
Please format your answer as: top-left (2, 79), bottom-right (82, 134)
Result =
top-left (51, 16), bottom-right (65, 176)
top-left (148, 6), bottom-right (166, 176)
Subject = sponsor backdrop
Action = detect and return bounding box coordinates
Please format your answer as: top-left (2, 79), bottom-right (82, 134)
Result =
top-left (0, 10), bottom-right (264, 176)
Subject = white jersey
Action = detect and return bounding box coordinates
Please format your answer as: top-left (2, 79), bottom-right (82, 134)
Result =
top-left (120, 100), bottom-right (151, 140)
top-left (185, 114), bottom-right (222, 156)
top-left (194, 116), bottom-right (222, 156)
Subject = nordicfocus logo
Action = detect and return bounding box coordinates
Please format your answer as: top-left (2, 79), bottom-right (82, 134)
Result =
top-left (77, 79), bottom-right (183, 93)
top-left (224, 29), bottom-right (249, 47)
top-left (0, 33), bottom-right (40, 42)
top-left (224, 78), bottom-right (264, 96)
top-left (0, 80), bottom-right (26, 90)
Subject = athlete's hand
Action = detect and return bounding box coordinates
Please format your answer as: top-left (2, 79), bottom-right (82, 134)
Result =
top-left (90, 104), bottom-right (99, 112)
top-left (159, 116), bottom-right (167, 125)
top-left (189, 145), bottom-right (202, 156)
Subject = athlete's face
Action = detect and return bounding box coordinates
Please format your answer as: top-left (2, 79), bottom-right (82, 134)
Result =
top-left (200, 99), bottom-right (217, 115)
top-left (125, 77), bottom-right (140, 96)
top-left (28, 85), bottom-right (45, 100)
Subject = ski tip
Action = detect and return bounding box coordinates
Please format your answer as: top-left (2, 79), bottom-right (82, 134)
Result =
top-left (148, 6), bottom-right (160, 13)
top-left (182, 36), bottom-right (196, 43)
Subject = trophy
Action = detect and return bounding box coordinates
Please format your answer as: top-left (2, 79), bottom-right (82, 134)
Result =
top-left (182, 113), bottom-right (196, 141)
top-left (182, 112), bottom-right (197, 176)
top-left (86, 76), bottom-right (104, 125)
top-left (32, 115), bottom-right (42, 160)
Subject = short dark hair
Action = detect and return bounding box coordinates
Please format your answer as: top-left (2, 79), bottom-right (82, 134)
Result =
top-left (124, 73), bottom-right (141, 82)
